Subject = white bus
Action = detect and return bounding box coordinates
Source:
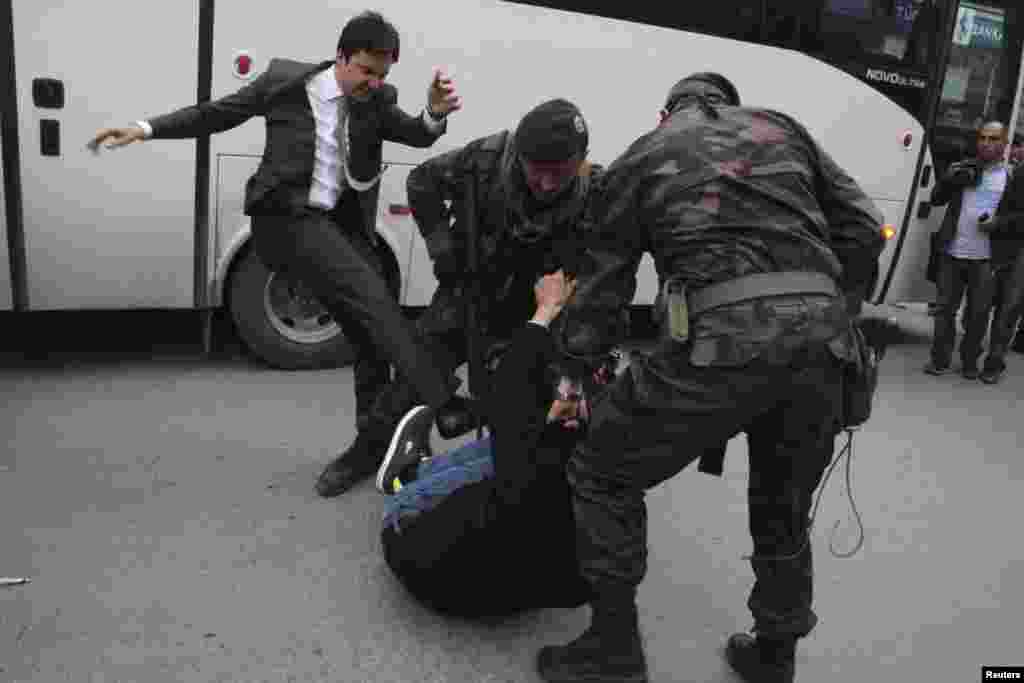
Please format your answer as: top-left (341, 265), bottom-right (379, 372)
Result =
top-left (1, 0), bottom-right (1021, 368)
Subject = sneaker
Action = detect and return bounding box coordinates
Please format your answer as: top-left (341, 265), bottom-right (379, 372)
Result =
top-left (923, 361), bottom-right (951, 376)
top-left (980, 367), bottom-right (1005, 384)
top-left (961, 366), bottom-right (980, 380)
top-left (375, 405), bottom-right (434, 494)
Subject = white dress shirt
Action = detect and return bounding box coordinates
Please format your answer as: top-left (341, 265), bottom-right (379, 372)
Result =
top-left (139, 65), bottom-right (444, 211)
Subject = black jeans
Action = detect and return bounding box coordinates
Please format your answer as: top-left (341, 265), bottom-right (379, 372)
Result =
top-left (361, 282), bottom-right (532, 434)
top-left (568, 341), bottom-right (844, 639)
top-left (931, 255), bottom-right (994, 370)
top-left (984, 250), bottom-right (1024, 372)
top-left (250, 202), bottom-right (453, 418)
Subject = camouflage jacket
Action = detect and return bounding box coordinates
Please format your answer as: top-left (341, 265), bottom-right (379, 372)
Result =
top-left (407, 130), bottom-right (603, 335)
top-left (572, 102), bottom-right (885, 366)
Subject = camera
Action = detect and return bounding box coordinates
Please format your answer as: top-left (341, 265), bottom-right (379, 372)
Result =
top-left (949, 160), bottom-right (980, 186)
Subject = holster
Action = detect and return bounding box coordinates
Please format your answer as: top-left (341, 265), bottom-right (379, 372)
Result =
top-left (839, 320), bottom-right (884, 430)
top-left (658, 271), bottom-right (843, 476)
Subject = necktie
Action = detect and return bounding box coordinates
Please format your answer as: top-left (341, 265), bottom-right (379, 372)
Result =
top-left (335, 96), bottom-right (349, 190)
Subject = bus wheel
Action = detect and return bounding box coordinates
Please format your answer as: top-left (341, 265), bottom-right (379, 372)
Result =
top-left (228, 248), bottom-right (355, 370)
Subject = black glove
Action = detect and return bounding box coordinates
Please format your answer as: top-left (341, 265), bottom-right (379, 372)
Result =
top-left (425, 228), bottom-right (462, 282)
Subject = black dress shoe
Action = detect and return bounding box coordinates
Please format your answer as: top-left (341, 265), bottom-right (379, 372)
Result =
top-left (725, 632), bottom-right (795, 683)
top-left (435, 395), bottom-right (482, 439)
top-left (315, 434), bottom-right (384, 498)
top-left (961, 366), bottom-right (980, 380)
top-left (980, 367), bottom-right (1005, 384)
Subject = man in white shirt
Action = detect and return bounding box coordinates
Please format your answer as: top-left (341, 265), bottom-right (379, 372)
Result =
top-left (925, 121), bottom-right (1009, 379)
top-left (88, 11), bottom-right (464, 479)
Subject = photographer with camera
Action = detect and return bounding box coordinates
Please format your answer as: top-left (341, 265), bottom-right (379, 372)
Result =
top-left (925, 121), bottom-right (1011, 379)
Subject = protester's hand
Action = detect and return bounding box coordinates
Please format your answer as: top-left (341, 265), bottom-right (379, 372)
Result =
top-left (978, 212), bottom-right (999, 233)
top-left (427, 68), bottom-right (461, 117)
top-left (87, 126), bottom-right (146, 153)
top-left (533, 270), bottom-right (576, 325)
top-left (547, 398), bottom-right (587, 429)
top-left (547, 376), bottom-right (589, 429)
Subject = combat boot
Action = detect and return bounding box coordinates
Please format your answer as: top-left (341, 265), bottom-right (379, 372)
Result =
top-left (725, 632), bottom-right (796, 683)
top-left (537, 601), bottom-right (648, 683)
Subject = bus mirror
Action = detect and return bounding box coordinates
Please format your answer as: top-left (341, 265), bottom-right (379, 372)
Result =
top-left (921, 165), bottom-right (931, 188)
top-left (916, 201), bottom-right (932, 220)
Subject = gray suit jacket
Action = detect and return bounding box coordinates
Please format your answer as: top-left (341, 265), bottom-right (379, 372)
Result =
top-left (148, 58), bottom-right (447, 238)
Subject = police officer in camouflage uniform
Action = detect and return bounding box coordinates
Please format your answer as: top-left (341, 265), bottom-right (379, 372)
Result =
top-left (315, 98), bottom-right (605, 497)
top-left (536, 74), bottom-right (885, 683)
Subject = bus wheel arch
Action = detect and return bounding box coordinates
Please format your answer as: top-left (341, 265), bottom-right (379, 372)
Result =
top-left (224, 241), bottom-right (356, 370)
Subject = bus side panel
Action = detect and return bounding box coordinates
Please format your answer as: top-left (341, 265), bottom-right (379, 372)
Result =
top-left (0, 131), bottom-right (11, 311)
top-left (208, 0), bottom-right (922, 308)
top-left (878, 146), bottom-right (942, 305)
top-left (12, 1), bottom-right (199, 310)
top-left (871, 198), bottom-right (910, 301)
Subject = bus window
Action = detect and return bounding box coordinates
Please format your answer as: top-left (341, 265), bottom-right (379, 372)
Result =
top-left (816, 0), bottom-right (935, 68)
top-left (932, 1), bottom-right (1022, 173)
top-left (798, 0), bottom-right (939, 122)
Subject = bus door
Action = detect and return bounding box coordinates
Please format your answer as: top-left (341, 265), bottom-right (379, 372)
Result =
top-left (0, 131), bottom-right (11, 311)
top-left (9, 1), bottom-right (200, 310)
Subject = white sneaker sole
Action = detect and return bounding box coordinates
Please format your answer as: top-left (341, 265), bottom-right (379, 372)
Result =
top-left (375, 405), bottom-right (431, 493)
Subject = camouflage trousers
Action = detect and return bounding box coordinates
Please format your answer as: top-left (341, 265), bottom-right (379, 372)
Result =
top-left (568, 339), bottom-right (844, 639)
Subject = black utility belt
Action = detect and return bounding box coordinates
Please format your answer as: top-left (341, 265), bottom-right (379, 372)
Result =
top-left (659, 271), bottom-right (840, 343)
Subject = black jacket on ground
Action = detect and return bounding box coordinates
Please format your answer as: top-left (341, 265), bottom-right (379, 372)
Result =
top-left (381, 323), bottom-right (592, 618)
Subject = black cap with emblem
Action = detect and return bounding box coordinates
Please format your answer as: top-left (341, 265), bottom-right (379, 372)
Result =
top-left (516, 98), bottom-right (589, 162)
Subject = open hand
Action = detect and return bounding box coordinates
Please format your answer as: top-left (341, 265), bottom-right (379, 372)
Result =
top-left (87, 126), bottom-right (145, 153)
top-left (427, 68), bottom-right (461, 117)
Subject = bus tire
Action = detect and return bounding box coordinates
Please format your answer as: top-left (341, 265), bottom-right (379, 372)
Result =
top-left (227, 248), bottom-right (355, 370)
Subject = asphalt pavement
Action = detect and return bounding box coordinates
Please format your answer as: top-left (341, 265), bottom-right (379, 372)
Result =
top-left (1, 305), bottom-right (1021, 682)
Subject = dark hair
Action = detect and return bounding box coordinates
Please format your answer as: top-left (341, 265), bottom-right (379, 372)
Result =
top-left (337, 11), bottom-right (400, 62)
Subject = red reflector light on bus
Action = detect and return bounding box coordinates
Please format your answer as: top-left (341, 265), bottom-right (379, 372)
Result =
top-left (234, 53), bottom-right (253, 77)
top-left (881, 225), bottom-right (896, 240)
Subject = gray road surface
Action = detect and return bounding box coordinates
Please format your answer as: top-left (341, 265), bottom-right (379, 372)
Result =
top-left (1, 310), bottom-right (1022, 682)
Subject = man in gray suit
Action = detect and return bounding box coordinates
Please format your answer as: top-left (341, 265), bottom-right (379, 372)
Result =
top-left (89, 11), bottom-right (462, 490)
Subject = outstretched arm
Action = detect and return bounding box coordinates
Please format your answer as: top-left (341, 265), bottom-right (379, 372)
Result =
top-left (487, 272), bottom-right (576, 510)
